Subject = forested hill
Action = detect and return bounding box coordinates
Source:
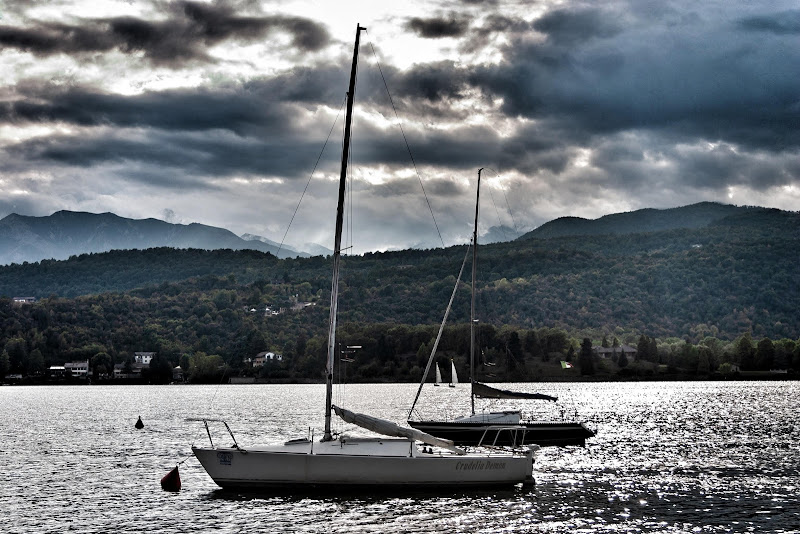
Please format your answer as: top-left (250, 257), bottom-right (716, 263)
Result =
top-left (521, 202), bottom-right (752, 239)
top-left (1, 204), bottom-right (798, 341)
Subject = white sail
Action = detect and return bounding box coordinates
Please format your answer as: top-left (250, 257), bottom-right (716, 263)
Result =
top-left (435, 363), bottom-right (443, 385)
top-left (450, 359), bottom-right (459, 386)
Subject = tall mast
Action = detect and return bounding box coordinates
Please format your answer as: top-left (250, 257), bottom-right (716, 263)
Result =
top-left (470, 168), bottom-right (483, 416)
top-left (323, 24), bottom-right (365, 442)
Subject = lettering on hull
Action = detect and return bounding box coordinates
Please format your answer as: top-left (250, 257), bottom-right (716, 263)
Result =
top-left (455, 460), bottom-right (507, 471)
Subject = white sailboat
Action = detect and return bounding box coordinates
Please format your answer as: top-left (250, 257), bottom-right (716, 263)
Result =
top-left (448, 359), bottom-right (459, 388)
top-left (434, 362), bottom-right (442, 386)
top-left (191, 24), bottom-right (535, 489)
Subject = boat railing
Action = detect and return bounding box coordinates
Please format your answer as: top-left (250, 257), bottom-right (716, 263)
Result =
top-left (186, 418), bottom-right (244, 450)
top-left (476, 424), bottom-right (529, 450)
top-left (188, 418), bottom-right (319, 452)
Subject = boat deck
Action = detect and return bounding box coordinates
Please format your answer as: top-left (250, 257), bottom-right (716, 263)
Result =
top-left (239, 437), bottom-right (530, 458)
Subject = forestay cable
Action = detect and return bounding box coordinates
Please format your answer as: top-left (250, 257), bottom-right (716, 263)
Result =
top-left (366, 34), bottom-right (445, 248)
top-left (408, 242), bottom-right (471, 419)
top-left (277, 97), bottom-right (347, 257)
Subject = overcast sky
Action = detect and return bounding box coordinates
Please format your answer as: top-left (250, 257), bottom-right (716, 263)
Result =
top-left (1, 0), bottom-right (798, 253)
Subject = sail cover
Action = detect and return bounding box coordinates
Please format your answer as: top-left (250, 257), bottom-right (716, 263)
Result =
top-left (473, 382), bottom-right (558, 402)
top-left (332, 405), bottom-right (465, 455)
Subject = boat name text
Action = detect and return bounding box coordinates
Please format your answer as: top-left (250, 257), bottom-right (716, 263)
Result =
top-left (455, 460), bottom-right (506, 471)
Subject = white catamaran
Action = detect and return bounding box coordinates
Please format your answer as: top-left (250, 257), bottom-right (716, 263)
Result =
top-left (191, 24), bottom-right (535, 489)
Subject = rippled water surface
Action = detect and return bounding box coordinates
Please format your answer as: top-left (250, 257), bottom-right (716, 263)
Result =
top-left (2, 382), bottom-right (798, 533)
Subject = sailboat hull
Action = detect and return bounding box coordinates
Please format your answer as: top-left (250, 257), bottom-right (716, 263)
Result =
top-left (193, 438), bottom-right (534, 489)
top-left (408, 420), bottom-right (595, 447)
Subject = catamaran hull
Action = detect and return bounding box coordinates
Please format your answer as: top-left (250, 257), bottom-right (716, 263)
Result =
top-left (408, 420), bottom-right (595, 447)
top-left (193, 440), bottom-right (534, 489)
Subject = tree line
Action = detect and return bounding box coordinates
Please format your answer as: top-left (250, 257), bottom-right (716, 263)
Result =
top-left (2, 286), bottom-right (798, 384)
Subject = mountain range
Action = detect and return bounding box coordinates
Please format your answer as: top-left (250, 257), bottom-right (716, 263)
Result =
top-left (0, 211), bottom-right (331, 265)
top-left (520, 202), bottom-right (752, 240)
top-left (0, 201), bottom-right (795, 267)
top-left (0, 210), bottom-right (520, 266)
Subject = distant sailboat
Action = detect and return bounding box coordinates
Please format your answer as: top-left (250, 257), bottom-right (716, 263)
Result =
top-left (434, 362), bottom-right (442, 386)
top-left (191, 25), bottom-right (536, 489)
top-left (449, 359), bottom-right (459, 388)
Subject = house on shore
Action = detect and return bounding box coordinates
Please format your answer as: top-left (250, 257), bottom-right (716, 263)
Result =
top-left (48, 365), bottom-right (66, 378)
top-left (134, 352), bottom-right (155, 365)
top-left (252, 351), bottom-right (283, 367)
top-left (65, 360), bottom-right (90, 378)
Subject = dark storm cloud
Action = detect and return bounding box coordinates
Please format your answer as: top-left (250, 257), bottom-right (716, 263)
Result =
top-left (351, 120), bottom-right (502, 171)
top-left (532, 7), bottom-right (624, 45)
top-left (669, 145), bottom-right (797, 191)
top-left (480, 14), bottom-right (534, 33)
top-left (457, 14), bottom-right (535, 55)
top-left (1, 84), bottom-right (289, 136)
top-left (0, 71), bottom-right (358, 182)
top-left (388, 61), bottom-right (469, 103)
top-left (425, 178), bottom-right (465, 197)
top-left (737, 10), bottom-right (800, 35)
top-left (6, 125), bottom-right (324, 184)
top-left (406, 14), bottom-right (471, 38)
top-left (496, 122), bottom-right (574, 175)
top-left (466, 4), bottom-right (800, 157)
top-left (243, 63), bottom-right (351, 105)
top-left (0, 59), bottom-right (364, 185)
top-left (0, 58), bottom-right (355, 134)
top-left (362, 176), bottom-right (465, 200)
top-left (0, 1), bottom-right (330, 65)
top-left (362, 178), bottom-right (419, 198)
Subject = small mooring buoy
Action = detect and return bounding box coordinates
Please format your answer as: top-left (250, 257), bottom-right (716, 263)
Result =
top-left (135, 416), bottom-right (144, 430)
top-left (161, 465), bottom-right (181, 492)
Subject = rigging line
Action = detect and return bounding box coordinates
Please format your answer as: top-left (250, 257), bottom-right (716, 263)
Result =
top-left (408, 241), bottom-right (472, 419)
top-left (484, 167), bottom-right (520, 234)
top-left (486, 185), bottom-right (508, 242)
top-left (188, 360), bottom-right (231, 449)
top-left (366, 36), bottom-right (445, 249)
top-left (277, 96), bottom-right (347, 257)
top-left (501, 188), bottom-right (519, 234)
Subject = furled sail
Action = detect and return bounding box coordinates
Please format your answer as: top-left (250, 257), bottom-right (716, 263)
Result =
top-left (473, 382), bottom-right (558, 402)
top-left (333, 405), bottom-right (465, 455)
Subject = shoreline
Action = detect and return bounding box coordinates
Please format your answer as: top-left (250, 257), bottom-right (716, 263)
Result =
top-left (3, 371), bottom-right (797, 386)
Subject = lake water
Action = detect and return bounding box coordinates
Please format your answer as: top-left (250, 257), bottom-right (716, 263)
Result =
top-left (1, 381), bottom-right (798, 533)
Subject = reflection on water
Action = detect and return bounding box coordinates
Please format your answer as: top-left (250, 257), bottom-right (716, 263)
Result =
top-left (1, 382), bottom-right (799, 533)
